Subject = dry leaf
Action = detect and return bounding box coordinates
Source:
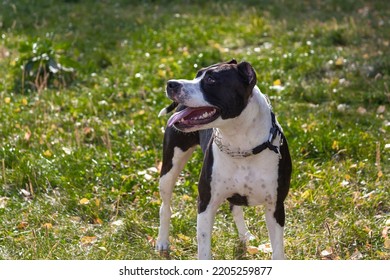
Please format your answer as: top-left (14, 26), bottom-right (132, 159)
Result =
top-left (147, 235), bottom-right (156, 246)
top-left (42, 223), bottom-right (53, 230)
top-left (94, 217), bottom-right (103, 225)
top-left (17, 221), bottom-right (28, 230)
top-left (80, 236), bottom-right (97, 245)
top-left (335, 57), bottom-right (344, 66)
top-left (20, 189), bottom-right (31, 197)
top-left (321, 248), bottom-right (333, 257)
top-left (384, 239), bottom-right (390, 249)
top-left (98, 246), bottom-right (107, 252)
top-left (62, 147), bottom-right (72, 155)
top-left (177, 233), bottom-right (190, 242)
top-left (332, 140), bottom-right (339, 150)
top-left (24, 131), bottom-right (31, 141)
top-left (357, 107), bottom-right (367, 115)
top-left (247, 246), bottom-right (259, 255)
top-left (301, 189), bottom-right (312, 199)
top-left (377, 105), bottom-right (386, 114)
top-left (43, 150), bottom-right (53, 157)
top-left (79, 198), bottom-right (90, 205)
top-left (273, 79), bottom-right (282, 86)
top-left (70, 216), bottom-right (81, 223)
top-left (0, 197), bottom-right (9, 209)
top-left (258, 243), bottom-right (273, 253)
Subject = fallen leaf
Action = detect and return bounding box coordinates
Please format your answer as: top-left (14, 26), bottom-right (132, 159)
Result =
top-left (247, 246), bottom-right (259, 255)
top-left (79, 198), bottom-right (90, 205)
top-left (42, 223), bottom-right (53, 230)
top-left (83, 127), bottom-right (93, 135)
top-left (321, 248), bottom-right (333, 257)
top-left (93, 217), bottom-right (103, 225)
top-left (62, 147), bottom-right (72, 155)
top-left (301, 189), bottom-right (312, 199)
top-left (111, 220), bottom-right (124, 227)
top-left (332, 140), bottom-right (339, 150)
top-left (177, 233), bottom-right (190, 242)
top-left (182, 194), bottom-right (192, 201)
top-left (17, 221), bottom-right (29, 230)
top-left (335, 57), bottom-right (344, 66)
top-left (80, 236), bottom-right (97, 245)
top-left (384, 239), bottom-right (390, 249)
top-left (147, 235), bottom-right (156, 246)
top-left (273, 79), bottom-right (282, 86)
top-left (70, 216), bottom-right (81, 223)
top-left (258, 243), bottom-right (273, 253)
top-left (0, 197), bottom-right (9, 208)
top-left (98, 246), bottom-right (107, 252)
top-left (377, 105), bottom-right (386, 114)
top-left (20, 189), bottom-right (31, 197)
top-left (357, 107), bottom-right (367, 115)
top-left (24, 131), bottom-right (31, 141)
top-left (43, 150), bottom-right (53, 157)
top-left (337, 104), bottom-right (348, 112)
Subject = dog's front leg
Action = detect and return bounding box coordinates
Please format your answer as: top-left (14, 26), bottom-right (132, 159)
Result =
top-left (197, 211), bottom-right (214, 259)
top-left (156, 146), bottom-right (196, 252)
top-left (197, 201), bottom-right (222, 260)
top-left (265, 205), bottom-right (286, 260)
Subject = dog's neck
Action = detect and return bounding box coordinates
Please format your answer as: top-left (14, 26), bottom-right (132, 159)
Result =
top-left (213, 86), bottom-right (273, 153)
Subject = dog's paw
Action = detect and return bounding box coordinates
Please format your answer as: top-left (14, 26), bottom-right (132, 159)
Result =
top-left (155, 240), bottom-right (169, 252)
top-left (156, 241), bottom-right (170, 259)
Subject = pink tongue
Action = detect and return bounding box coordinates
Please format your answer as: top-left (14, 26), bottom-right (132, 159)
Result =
top-left (167, 107), bottom-right (196, 127)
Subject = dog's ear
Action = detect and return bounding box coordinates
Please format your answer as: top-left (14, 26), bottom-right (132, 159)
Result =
top-left (227, 59), bottom-right (237, 64)
top-left (237, 61), bottom-right (256, 86)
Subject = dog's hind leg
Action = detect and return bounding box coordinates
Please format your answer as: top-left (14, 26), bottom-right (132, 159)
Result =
top-left (156, 127), bottom-right (199, 252)
top-left (231, 205), bottom-right (255, 242)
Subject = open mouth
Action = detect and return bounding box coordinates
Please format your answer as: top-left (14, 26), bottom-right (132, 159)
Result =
top-left (167, 106), bottom-right (220, 130)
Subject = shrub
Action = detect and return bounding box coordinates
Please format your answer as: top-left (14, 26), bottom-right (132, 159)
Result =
top-left (14, 35), bottom-right (79, 93)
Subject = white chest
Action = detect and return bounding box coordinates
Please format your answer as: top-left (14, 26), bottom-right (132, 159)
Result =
top-left (210, 144), bottom-right (280, 206)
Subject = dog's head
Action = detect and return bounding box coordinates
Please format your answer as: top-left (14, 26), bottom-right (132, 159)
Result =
top-left (165, 59), bottom-right (257, 132)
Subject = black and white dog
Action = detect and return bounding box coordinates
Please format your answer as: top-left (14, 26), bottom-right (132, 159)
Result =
top-left (156, 60), bottom-right (292, 259)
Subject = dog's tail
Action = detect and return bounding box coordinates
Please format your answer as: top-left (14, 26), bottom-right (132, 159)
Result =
top-left (158, 101), bottom-right (178, 117)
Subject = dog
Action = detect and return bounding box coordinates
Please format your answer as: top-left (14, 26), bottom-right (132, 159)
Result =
top-left (156, 60), bottom-right (292, 259)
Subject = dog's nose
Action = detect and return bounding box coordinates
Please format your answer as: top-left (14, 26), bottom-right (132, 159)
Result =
top-left (167, 80), bottom-right (181, 91)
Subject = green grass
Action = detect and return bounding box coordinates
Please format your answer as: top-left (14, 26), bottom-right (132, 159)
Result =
top-left (0, 0), bottom-right (389, 260)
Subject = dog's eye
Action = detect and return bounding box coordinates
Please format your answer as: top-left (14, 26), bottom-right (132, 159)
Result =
top-left (205, 75), bottom-right (216, 84)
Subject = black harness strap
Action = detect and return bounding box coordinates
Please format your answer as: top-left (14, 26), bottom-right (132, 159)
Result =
top-left (251, 112), bottom-right (282, 157)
